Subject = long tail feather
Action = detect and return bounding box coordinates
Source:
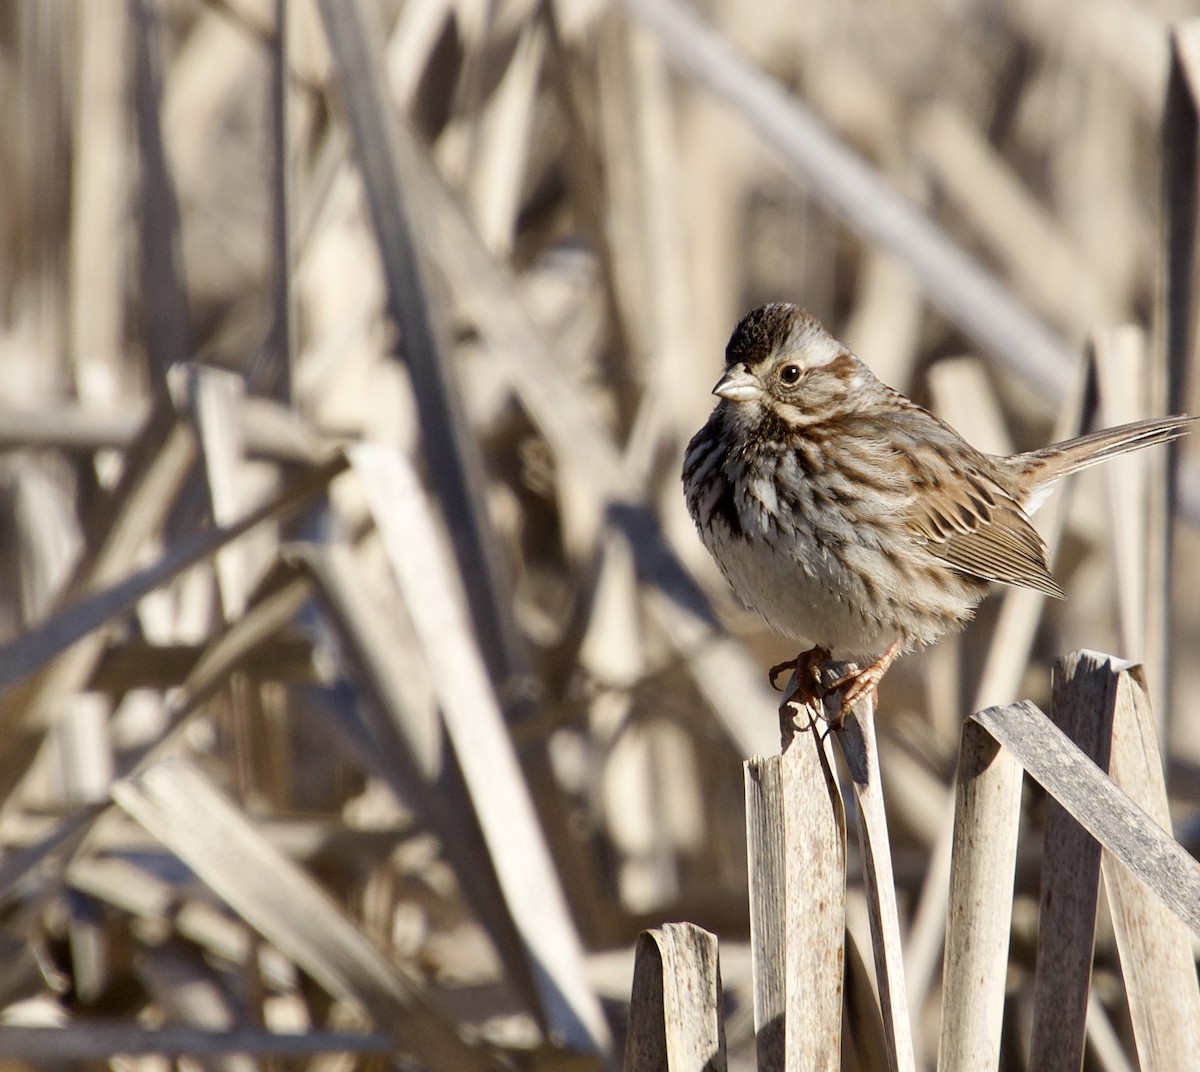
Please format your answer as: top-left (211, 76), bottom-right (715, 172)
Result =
top-left (1016, 415), bottom-right (1197, 487)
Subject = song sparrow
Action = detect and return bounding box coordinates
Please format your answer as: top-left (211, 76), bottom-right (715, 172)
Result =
top-left (682, 302), bottom-right (1195, 713)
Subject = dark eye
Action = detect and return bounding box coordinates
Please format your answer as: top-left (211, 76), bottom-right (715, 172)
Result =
top-left (778, 363), bottom-right (802, 385)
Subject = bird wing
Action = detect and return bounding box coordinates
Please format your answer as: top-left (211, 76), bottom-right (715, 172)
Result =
top-left (901, 443), bottom-right (1066, 599)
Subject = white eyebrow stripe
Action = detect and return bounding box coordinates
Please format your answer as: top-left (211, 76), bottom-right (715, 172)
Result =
top-left (784, 320), bottom-right (844, 369)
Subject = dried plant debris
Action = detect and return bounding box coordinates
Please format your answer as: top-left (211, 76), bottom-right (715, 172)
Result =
top-left (0, 0), bottom-right (1196, 1068)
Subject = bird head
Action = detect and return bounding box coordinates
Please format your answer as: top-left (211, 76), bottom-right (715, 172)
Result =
top-left (713, 303), bottom-right (875, 428)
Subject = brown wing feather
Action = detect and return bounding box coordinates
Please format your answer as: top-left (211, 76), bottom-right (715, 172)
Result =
top-left (903, 445), bottom-right (1066, 599)
top-left (932, 511), bottom-right (1065, 598)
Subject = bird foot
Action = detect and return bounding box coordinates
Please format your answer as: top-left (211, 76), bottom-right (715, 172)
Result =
top-left (826, 641), bottom-right (901, 716)
top-left (772, 641), bottom-right (901, 726)
top-left (769, 646), bottom-right (831, 696)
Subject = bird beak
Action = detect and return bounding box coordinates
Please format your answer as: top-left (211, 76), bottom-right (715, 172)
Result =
top-left (713, 364), bottom-right (764, 402)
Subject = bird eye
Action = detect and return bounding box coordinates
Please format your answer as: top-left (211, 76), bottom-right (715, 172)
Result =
top-left (779, 364), bottom-right (802, 385)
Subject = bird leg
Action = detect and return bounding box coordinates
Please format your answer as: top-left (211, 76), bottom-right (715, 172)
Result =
top-left (826, 641), bottom-right (901, 715)
top-left (769, 645), bottom-right (832, 697)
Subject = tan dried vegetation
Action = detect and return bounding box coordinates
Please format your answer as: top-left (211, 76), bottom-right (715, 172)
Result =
top-left (0, 0), bottom-right (1198, 1069)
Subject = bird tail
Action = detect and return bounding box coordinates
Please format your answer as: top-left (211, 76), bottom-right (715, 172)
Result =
top-left (1015, 415), bottom-right (1196, 487)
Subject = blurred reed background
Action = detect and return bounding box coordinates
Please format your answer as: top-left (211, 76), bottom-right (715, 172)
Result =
top-left (0, 0), bottom-right (1198, 1068)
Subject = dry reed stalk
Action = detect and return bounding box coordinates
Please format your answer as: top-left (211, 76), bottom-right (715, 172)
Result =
top-left (828, 693), bottom-right (915, 1072)
top-left (973, 691), bottom-right (1200, 937)
top-left (350, 444), bottom-right (609, 1052)
top-left (1, 0), bottom-right (1199, 1066)
top-left (1094, 660), bottom-right (1200, 1068)
top-left (936, 721), bottom-right (1022, 1072)
top-left (318, 2), bottom-right (533, 701)
top-left (615, 0), bottom-right (1078, 401)
top-left (912, 104), bottom-right (1116, 340)
top-left (624, 923), bottom-right (726, 1072)
top-left (1028, 659), bottom-right (1114, 1065)
top-left (0, 1025), bottom-right (392, 1061)
top-left (744, 698), bottom-right (845, 1070)
top-left (113, 758), bottom-right (487, 1071)
top-left (628, 656), bottom-right (1200, 1069)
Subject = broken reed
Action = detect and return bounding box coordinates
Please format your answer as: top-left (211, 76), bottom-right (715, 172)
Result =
top-left (625, 651), bottom-right (1200, 1072)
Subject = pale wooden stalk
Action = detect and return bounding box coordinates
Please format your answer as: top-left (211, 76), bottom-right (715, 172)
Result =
top-left (113, 759), bottom-right (488, 1071)
top-left (0, 397), bottom-right (328, 462)
top-left (744, 757), bottom-right (786, 1071)
top-left (1027, 652), bottom-right (1118, 1067)
top-left (936, 719), bottom-right (1023, 1072)
top-left (65, 877), bottom-right (110, 1009)
top-left (54, 693), bottom-right (113, 804)
top-left (968, 697), bottom-right (1200, 937)
top-left (0, 1026), bottom-right (390, 1060)
top-left (624, 923), bottom-right (726, 1072)
top-left (912, 103), bottom-right (1113, 335)
top-left (350, 445), bottom-right (610, 1054)
top-left (1092, 329), bottom-right (1152, 670)
top-left (781, 719), bottom-right (848, 1072)
top-left (748, 675), bottom-right (847, 1072)
top-left (996, 652), bottom-right (1200, 1068)
top-left (830, 683), bottom-right (915, 1072)
top-left (613, 0), bottom-right (1077, 403)
top-left (963, 663), bottom-right (1200, 1069)
top-left (190, 367), bottom-right (253, 620)
top-left (0, 453), bottom-right (346, 699)
top-left (318, 1), bottom-right (532, 699)
top-left (0, 404), bottom-right (144, 451)
top-left (68, 0), bottom-right (127, 405)
top-left (1103, 663), bottom-right (1200, 1069)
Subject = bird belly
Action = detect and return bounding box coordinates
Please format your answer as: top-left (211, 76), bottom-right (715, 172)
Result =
top-left (702, 524), bottom-right (891, 655)
top-left (699, 507), bottom-right (979, 659)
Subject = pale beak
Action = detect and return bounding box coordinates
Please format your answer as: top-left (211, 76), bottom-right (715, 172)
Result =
top-left (713, 363), bottom-right (764, 403)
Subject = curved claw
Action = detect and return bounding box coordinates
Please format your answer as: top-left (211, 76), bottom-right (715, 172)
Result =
top-left (768, 658), bottom-right (796, 691)
top-left (769, 646), bottom-right (832, 696)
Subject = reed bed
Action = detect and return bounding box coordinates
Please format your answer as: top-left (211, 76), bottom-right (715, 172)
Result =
top-left (1, 0), bottom-right (1199, 1069)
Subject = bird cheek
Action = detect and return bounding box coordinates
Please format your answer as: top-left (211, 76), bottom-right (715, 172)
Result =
top-left (771, 400), bottom-right (812, 427)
